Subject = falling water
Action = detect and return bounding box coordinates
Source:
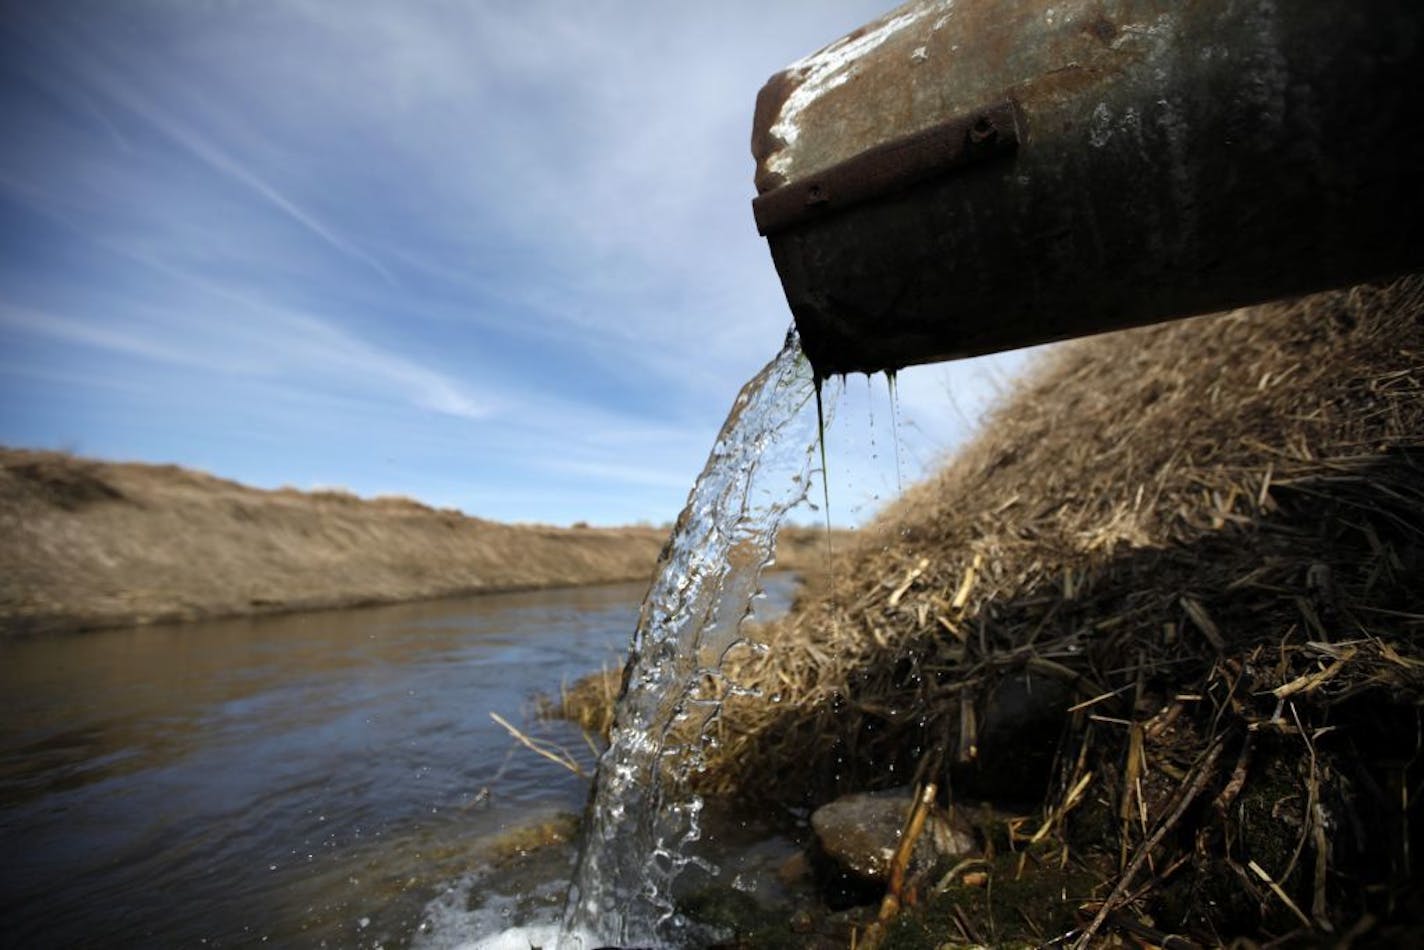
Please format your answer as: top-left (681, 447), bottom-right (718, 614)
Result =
top-left (560, 328), bottom-right (834, 948)
top-left (886, 370), bottom-right (904, 494)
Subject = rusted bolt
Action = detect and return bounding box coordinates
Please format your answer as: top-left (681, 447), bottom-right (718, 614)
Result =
top-left (805, 183), bottom-right (829, 206)
top-left (969, 116), bottom-right (997, 145)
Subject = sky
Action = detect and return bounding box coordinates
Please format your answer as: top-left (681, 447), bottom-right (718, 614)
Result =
top-left (0, 0), bottom-right (1032, 527)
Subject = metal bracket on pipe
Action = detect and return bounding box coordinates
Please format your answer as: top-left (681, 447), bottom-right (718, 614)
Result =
top-left (752, 100), bottom-right (1020, 237)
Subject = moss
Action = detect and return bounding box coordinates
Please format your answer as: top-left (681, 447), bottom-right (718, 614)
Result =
top-left (680, 886), bottom-right (771, 932)
top-left (1228, 747), bottom-right (1311, 934)
top-left (484, 813), bottom-right (578, 862)
top-left (1064, 784), bottom-right (1119, 859)
top-left (678, 885), bottom-right (813, 949)
top-left (880, 850), bottom-right (1098, 949)
top-left (1236, 750), bottom-right (1305, 874)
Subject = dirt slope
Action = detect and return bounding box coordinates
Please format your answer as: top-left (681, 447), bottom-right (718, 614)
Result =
top-left (561, 276), bottom-right (1424, 944)
top-left (0, 451), bottom-right (835, 636)
top-left (717, 276), bottom-right (1424, 943)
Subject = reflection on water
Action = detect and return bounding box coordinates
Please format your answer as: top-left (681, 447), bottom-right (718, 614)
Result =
top-left (0, 577), bottom-right (797, 947)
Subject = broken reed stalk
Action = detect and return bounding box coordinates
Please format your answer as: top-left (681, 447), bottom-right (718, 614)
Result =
top-left (1103, 910), bottom-right (1201, 950)
top-left (858, 779), bottom-right (939, 950)
top-left (881, 780), bottom-right (938, 920)
top-left (1248, 859), bottom-right (1314, 930)
top-left (1072, 739), bottom-right (1225, 950)
top-left (489, 711), bottom-right (585, 777)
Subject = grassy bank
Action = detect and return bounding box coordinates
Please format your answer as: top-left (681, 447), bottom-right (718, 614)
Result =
top-left (563, 276), bottom-right (1424, 945)
top-left (0, 450), bottom-right (838, 636)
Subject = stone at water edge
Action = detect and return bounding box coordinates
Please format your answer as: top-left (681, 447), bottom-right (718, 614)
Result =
top-left (810, 788), bottom-right (976, 883)
top-left (776, 850), bottom-right (811, 887)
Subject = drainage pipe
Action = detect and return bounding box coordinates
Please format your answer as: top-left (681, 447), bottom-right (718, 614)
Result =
top-left (751, 0), bottom-right (1424, 377)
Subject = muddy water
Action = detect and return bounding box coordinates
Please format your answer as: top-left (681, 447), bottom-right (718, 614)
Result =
top-left (0, 577), bottom-right (797, 948)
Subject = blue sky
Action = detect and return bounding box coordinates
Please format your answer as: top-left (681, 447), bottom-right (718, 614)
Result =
top-left (0, 0), bottom-right (1029, 526)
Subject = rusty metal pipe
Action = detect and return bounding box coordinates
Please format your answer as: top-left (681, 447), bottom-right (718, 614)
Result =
top-left (751, 0), bottom-right (1424, 377)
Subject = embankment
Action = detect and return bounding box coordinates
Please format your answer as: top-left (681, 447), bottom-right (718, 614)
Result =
top-left (562, 276), bottom-right (1424, 943)
top-left (0, 451), bottom-right (837, 636)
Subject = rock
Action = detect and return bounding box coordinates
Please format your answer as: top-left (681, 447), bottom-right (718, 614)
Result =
top-left (810, 788), bottom-right (976, 883)
top-left (677, 885), bottom-right (768, 935)
top-left (788, 908), bottom-right (816, 934)
top-left (776, 850), bottom-right (810, 887)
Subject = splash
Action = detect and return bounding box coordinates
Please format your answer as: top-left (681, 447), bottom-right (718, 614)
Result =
top-left (561, 328), bottom-right (834, 947)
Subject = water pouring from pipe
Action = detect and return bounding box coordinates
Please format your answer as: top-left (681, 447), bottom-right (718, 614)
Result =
top-left (561, 329), bottom-right (835, 947)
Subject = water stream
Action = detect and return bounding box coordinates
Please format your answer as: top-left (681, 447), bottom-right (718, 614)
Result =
top-left (886, 371), bottom-right (904, 494)
top-left (0, 582), bottom-right (684, 947)
top-left (558, 329), bottom-right (834, 948)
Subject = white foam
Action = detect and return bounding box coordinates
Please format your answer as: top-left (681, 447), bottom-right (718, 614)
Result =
top-left (413, 870), bottom-right (599, 950)
top-left (459, 924), bottom-right (563, 950)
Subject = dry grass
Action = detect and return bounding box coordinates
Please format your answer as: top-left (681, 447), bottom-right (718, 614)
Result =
top-left (0, 456), bottom-right (661, 634)
top-left (562, 276), bottom-right (1424, 943)
top-left (0, 453), bottom-right (839, 636)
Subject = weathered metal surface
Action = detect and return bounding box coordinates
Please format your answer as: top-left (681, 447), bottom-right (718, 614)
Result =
top-left (752, 0), bottom-right (1424, 377)
top-left (752, 101), bottom-right (1020, 236)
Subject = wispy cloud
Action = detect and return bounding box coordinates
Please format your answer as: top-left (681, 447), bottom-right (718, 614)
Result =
top-left (151, 117), bottom-right (398, 286)
top-left (0, 304), bottom-right (195, 366)
top-left (0, 0), bottom-right (1031, 525)
top-left (6, 11), bottom-right (397, 286)
top-left (0, 298), bottom-right (494, 422)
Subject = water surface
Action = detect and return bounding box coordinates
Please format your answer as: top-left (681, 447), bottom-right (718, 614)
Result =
top-left (0, 577), bottom-right (796, 947)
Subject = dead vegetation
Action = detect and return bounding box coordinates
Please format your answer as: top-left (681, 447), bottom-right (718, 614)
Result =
top-left (564, 276), bottom-right (1424, 944)
top-left (0, 451), bottom-right (844, 636)
top-left (0, 456), bottom-right (667, 635)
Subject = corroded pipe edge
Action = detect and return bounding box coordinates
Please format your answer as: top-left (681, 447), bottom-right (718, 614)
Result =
top-left (752, 100), bottom-right (1021, 236)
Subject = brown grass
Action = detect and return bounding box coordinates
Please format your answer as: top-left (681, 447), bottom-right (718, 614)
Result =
top-left (0, 453), bottom-right (840, 636)
top-left (561, 276), bottom-right (1424, 943)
